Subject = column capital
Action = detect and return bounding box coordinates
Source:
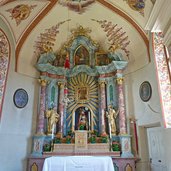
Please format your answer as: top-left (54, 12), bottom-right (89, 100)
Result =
top-left (38, 79), bottom-right (49, 86)
top-left (99, 80), bottom-right (106, 87)
top-left (58, 82), bottom-right (65, 88)
top-left (116, 77), bottom-right (124, 85)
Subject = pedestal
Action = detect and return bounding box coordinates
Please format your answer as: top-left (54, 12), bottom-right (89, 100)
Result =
top-left (120, 135), bottom-right (134, 157)
top-left (31, 135), bottom-right (46, 156)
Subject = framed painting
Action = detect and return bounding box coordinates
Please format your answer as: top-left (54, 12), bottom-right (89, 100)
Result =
top-left (74, 45), bottom-right (89, 66)
top-left (139, 81), bottom-right (152, 102)
top-left (13, 88), bottom-right (28, 108)
top-left (95, 52), bottom-right (109, 66)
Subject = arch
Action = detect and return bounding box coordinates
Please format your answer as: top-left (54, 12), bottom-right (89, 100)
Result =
top-left (15, 0), bottom-right (149, 71)
top-left (0, 28), bottom-right (10, 120)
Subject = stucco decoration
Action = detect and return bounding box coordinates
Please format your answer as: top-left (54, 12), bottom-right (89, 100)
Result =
top-left (123, 0), bottom-right (145, 16)
top-left (6, 4), bottom-right (37, 26)
top-left (59, 0), bottom-right (95, 13)
top-left (34, 19), bottom-right (70, 57)
top-left (153, 32), bottom-right (171, 128)
top-left (0, 29), bottom-right (10, 119)
top-left (92, 19), bottom-right (130, 59)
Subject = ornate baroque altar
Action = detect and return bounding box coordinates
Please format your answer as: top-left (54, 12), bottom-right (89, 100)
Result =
top-left (27, 26), bottom-right (135, 171)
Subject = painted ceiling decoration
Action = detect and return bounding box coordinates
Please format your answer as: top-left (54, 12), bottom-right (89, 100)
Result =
top-left (0, 0), bottom-right (151, 75)
top-left (123, 0), bottom-right (145, 16)
top-left (59, 0), bottom-right (95, 13)
top-left (0, 29), bottom-right (10, 120)
top-left (6, 4), bottom-right (37, 26)
top-left (92, 19), bottom-right (130, 58)
top-left (34, 19), bottom-right (70, 57)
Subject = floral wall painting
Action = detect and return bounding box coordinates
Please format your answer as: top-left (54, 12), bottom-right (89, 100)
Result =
top-left (6, 4), bottom-right (37, 26)
top-left (123, 0), bottom-right (145, 16)
top-left (58, 0), bottom-right (95, 13)
top-left (0, 29), bottom-right (10, 120)
top-left (92, 19), bottom-right (130, 59)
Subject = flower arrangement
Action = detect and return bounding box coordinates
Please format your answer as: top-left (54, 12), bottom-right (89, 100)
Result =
top-left (79, 124), bottom-right (85, 130)
top-left (43, 143), bottom-right (51, 152)
top-left (66, 135), bottom-right (72, 143)
top-left (112, 141), bottom-right (120, 151)
top-left (100, 132), bottom-right (108, 143)
top-left (89, 135), bottom-right (96, 143)
top-left (54, 133), bottom-right (61, 144)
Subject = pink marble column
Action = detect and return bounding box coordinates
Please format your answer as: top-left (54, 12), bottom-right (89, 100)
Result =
top-left (117, 77), bottom-right (127, 135)
top-left (36, 79), bottom-right (48, 135)
top-left (58, 82), bottom-right (65, 137)
top-left (99, 81), bottom-right (107, 133)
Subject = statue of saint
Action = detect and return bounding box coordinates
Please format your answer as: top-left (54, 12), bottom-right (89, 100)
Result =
top-left (106, 105), bottom-right (119, 135)
top-left (78, 108), bottom-right (88, 130)
top-left (46, 109), bottom-right (60, 134)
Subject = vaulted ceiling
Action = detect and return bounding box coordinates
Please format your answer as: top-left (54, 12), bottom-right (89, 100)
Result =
top-left (0, 0), bottom-right (155, 78)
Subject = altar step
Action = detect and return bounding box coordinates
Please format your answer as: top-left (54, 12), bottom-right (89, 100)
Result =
top-left (43, 143), bottom-right (121, 157)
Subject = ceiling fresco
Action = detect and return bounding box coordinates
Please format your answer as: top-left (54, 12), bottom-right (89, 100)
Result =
top-left (0, 0), bottom-right (154, 77)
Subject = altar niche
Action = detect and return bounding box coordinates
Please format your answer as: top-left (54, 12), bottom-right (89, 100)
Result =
top-left (74, 107), bottom-right (91, 131)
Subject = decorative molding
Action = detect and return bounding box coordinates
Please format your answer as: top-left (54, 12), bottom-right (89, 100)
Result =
top-left (153, 32), bottom-right (171, 128)
top-left (145, 0), bottom-right (171, 32)
top-left (144, 0), bottom-right (163, 31)
top-left (0, 29), bottom-right (10, 120)
top-left (163, 24), bottom-right (171, 47)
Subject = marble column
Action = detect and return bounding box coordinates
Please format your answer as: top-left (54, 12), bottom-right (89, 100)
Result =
top-left (116, 77), bottom-right (127, 135)
top-left (99, 80), bottom-right (107, 133)
top-left (58, 82), bottom-right (65, 137)
top-left (36, 79), bottom-right (48, 135)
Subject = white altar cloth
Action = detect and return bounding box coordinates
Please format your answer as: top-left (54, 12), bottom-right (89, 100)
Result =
top-left (42, 156), bottom-right (114, 171)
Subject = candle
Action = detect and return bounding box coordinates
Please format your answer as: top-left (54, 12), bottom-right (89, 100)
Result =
top-left (51, 124), bottom-right (55, 139)
top-left (88, 111), bottom-right (91, 130)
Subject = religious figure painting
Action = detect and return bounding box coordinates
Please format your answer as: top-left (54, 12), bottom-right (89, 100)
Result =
top-left (6, 4), bottom-right (37, 25)
top-left (95, 53), bottom-right (110, 66)
top-left (139, 81), bottom-right (152, 102)
top-left (74, 46), bottom-right (89, 65)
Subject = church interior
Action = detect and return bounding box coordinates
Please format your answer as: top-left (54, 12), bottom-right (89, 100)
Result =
top-left (0, 0), bottom-right (171, 171)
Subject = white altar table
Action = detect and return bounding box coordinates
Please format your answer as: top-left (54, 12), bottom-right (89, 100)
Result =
top-left (42, 156), bottom-right (114, 171)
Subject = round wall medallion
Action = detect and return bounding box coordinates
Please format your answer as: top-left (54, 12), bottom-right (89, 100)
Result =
top-left (13, 88), bottom-right (28, 108)
top-left (139, 81), bottom-right (152, 102)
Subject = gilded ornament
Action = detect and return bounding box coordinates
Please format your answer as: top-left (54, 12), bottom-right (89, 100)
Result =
top-left (116, 78), bottom-right (124, 85)
top-left (38, 79), bottom-right (49, 86)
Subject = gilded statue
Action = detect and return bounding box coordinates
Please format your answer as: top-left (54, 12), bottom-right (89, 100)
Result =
top-left (45, 109), bottom-right (60, 134)
top-left (106, 105), bottom-right (119, 135)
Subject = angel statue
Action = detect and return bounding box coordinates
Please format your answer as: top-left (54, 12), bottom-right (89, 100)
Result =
top-left (106, 105), bottom-right (119, 135)
top-left (45, 109), bottom-right (60, 135)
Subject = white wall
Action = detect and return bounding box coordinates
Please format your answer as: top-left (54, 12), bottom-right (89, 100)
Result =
top-left (124, 34), bottom-right (171, 171)
top-left (0, 19), bottom-right (39, 171)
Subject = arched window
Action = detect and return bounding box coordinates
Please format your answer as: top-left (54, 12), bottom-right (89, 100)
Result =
top-left (0, 29), bottom-right (10, 120)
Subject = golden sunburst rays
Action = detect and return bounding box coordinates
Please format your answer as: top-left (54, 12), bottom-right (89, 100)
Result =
top-left (66, 73), bottom-right (99, 127)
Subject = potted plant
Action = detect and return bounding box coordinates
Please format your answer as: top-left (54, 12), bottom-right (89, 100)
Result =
top-left (100, 132), bottom-right (108, 143)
